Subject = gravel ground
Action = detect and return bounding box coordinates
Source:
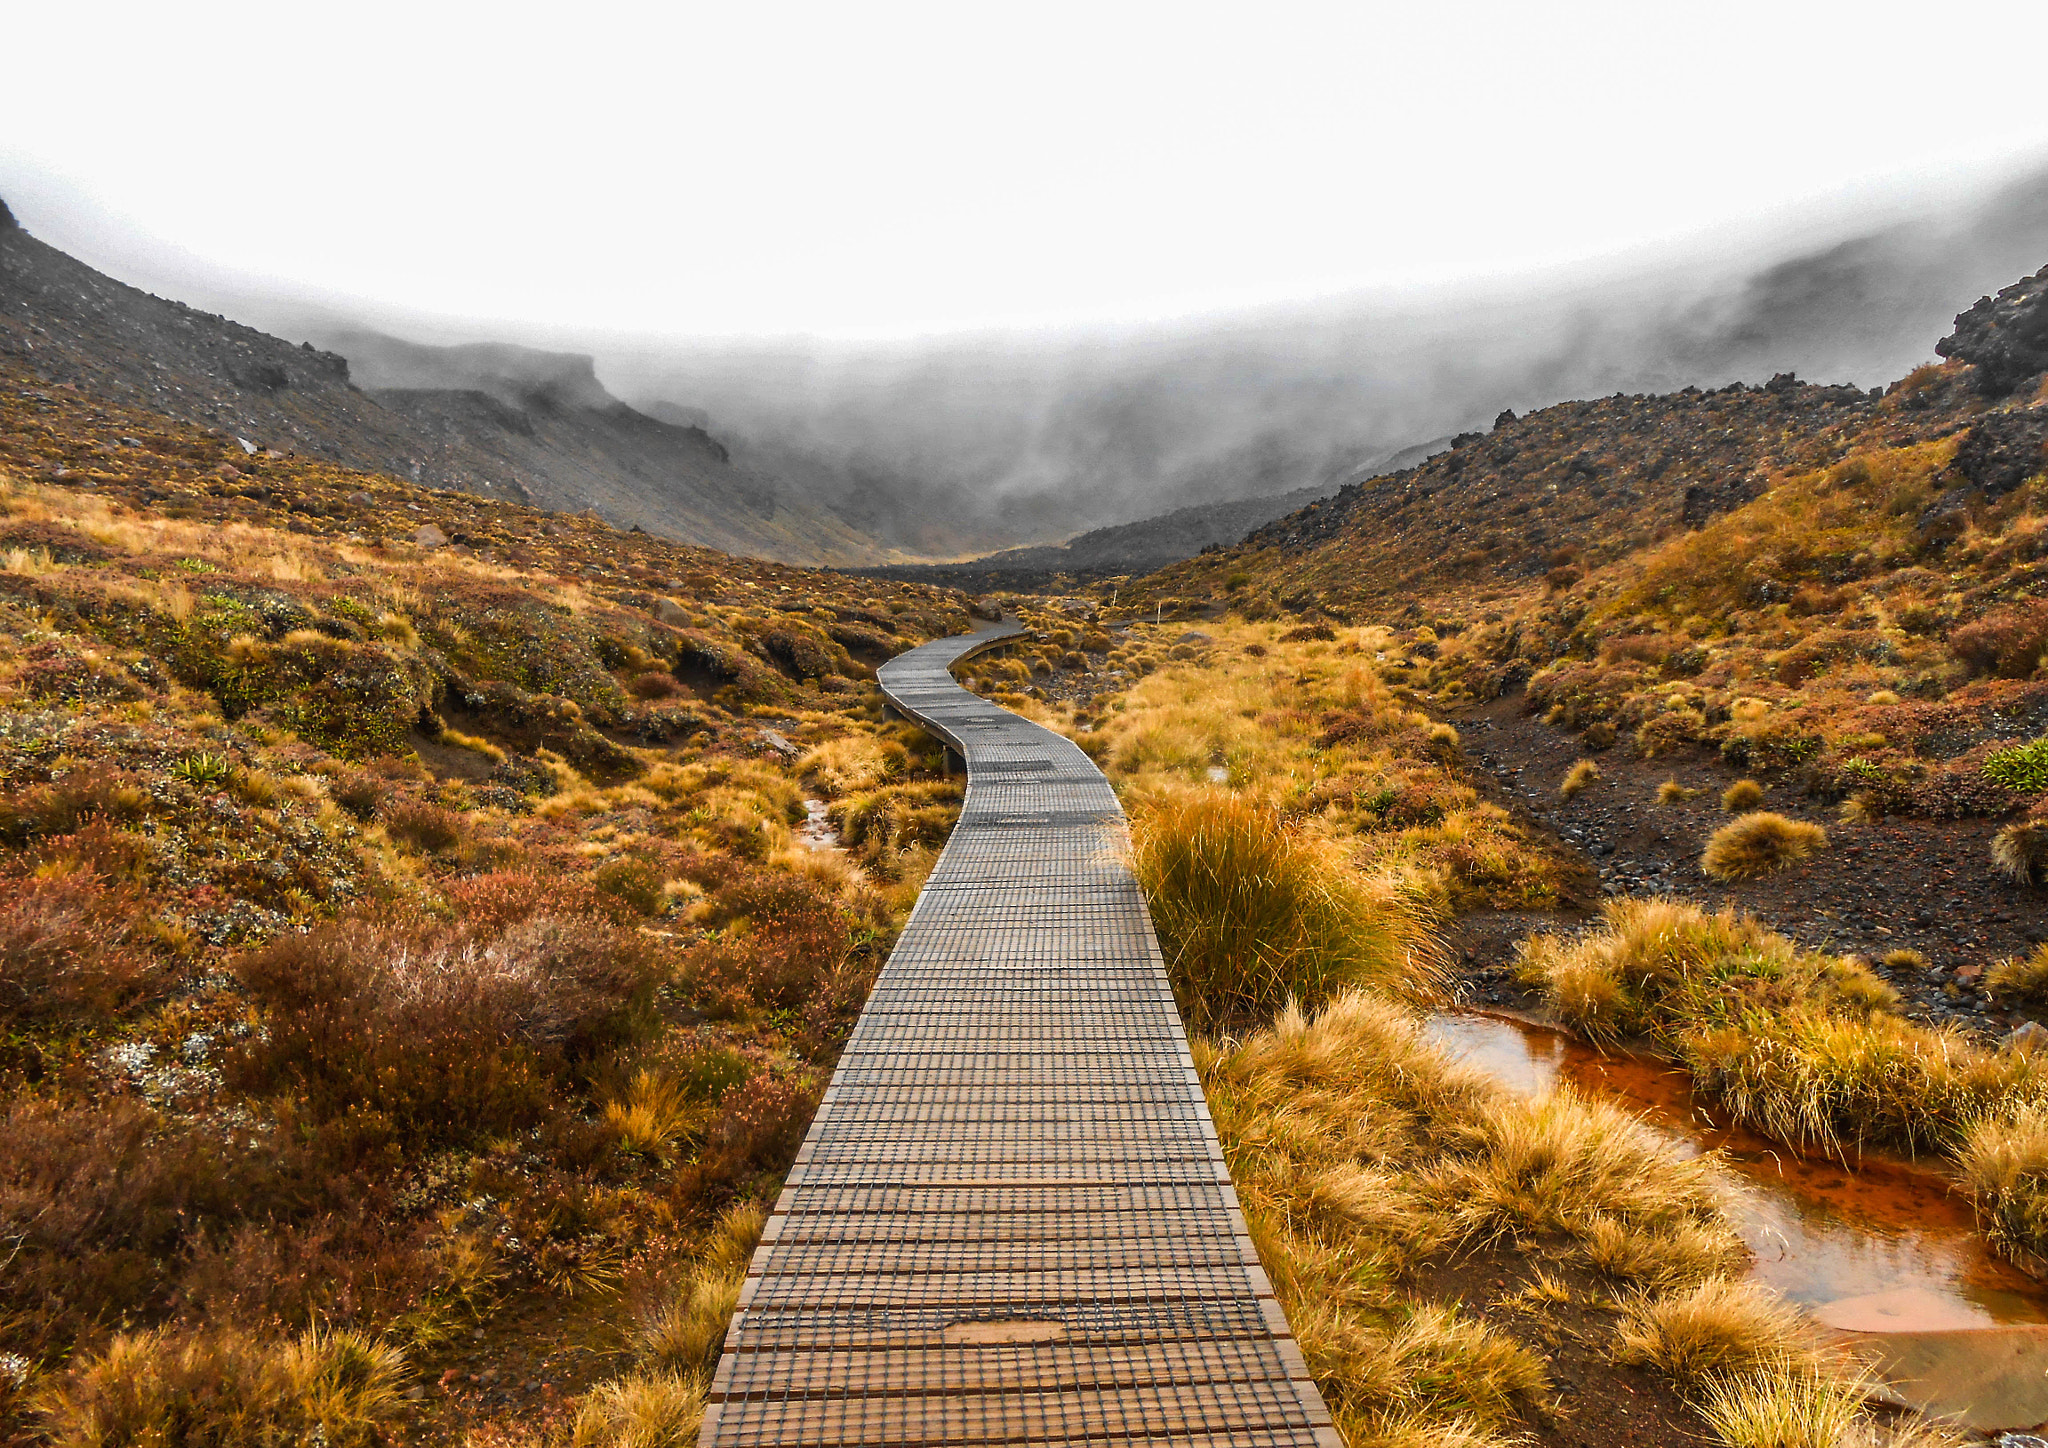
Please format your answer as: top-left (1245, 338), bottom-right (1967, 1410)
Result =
top-left (1449, 691), bottom-right (2048, 1043)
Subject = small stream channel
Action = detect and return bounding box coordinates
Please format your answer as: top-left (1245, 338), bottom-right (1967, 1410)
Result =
top-left (1424, 1012), bottom-right (2048, 1332)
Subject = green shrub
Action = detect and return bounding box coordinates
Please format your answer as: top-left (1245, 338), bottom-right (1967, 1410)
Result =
top-left (1984, 737), bottom-right (2048, 793)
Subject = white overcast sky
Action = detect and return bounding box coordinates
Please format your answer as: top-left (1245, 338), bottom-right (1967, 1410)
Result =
top-left (3, 0), bottom-right (2045, 341)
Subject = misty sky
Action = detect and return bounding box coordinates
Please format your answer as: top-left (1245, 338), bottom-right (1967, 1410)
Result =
top-left (5, 0), bottom-right (2046, 343)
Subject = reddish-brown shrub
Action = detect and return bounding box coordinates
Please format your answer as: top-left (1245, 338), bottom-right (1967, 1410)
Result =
top-left (229, 915), bottom-right (667, 1155)
top-left (0, 769), bottom-right (148, 845)
top-left (0, 871), bottom-right (155, 1024)
top-left (1600, 634), bottom-right (1674, 666)
top-left (381, 800), bottom-right (464, 853)
top-left (628, 670), bottom-right (681, 700)
top-left (1280, 621), bottom-right (1336, 642)
top-left (1951, 601), bottom-right (2048, 678)
top-left (0, 1099), bottom-right (261, 1344)
top-left (692, 1071), bottom-right (821, 1187)
top-left (685, 872), bottom-right (850, 1012)
top-left (32, 821), bottom-right (153, 882)
top-left (443, 868), bottom-right (636, 931)
top-left (329, 770), bottom-right (384, 820)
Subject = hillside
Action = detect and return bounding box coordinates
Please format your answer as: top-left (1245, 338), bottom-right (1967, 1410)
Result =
top-left (0, 204), bottom-right (884, 565)
top-left (0, 353), bottom-right (1049, 1440)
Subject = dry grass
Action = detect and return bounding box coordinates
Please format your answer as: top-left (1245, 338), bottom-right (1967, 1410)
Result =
top-left (633, 1199), bottom-right (764, 1375)
top-left (37, 1325), bottom-right (407, 1448)
top-left (1989, 943), bottom-right (2048, 1005)
top-left (1992, 820), bottom-right (2048, 884)
top-left (1200, 991), bottom-right (1772, 1442)
top-left (1701, 812), bottom-right (1827, 881)
top-left (1132, 791), bottom-right (1444, 1029)
top-left (1657, 779), bottom-right (1700, 804)
top-left (1721, 779), bottom-right (1766, 812)
top-left (1959, 1105), bottom-right (2048, 1258)
top-left (1612, 1280), bottom-right (1813, 1380)
top-left (568, 1371), bottom-right (705, 1448)
top-left (1559, 759), bottom-right (1599, 798)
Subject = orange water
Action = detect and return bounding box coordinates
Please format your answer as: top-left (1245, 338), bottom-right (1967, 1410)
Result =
top-left (1424, 1012), bottom-right (2048, 1330)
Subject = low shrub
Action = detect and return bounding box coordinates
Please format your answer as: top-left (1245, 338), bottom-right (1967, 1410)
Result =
top-left (230, 915), bottom-right (667, 1156)
top-left (381, 800), bottom-right (464, 854)
top-left (595, 858), bottom-right (667, 917)
top-left (0, 769), bottom-right (149, 845)
top-left (0, 871), bottom-right (155, 1025)
top-left (629, 670), bottom-right (681, 700)
top-left (328, 771), bottom-right (384, 820)
top-left (1983, 737), bottom-right (2048, 794)
top-left (1950, 600), bottom-right (2048, 678)
top-left (1701, 812), bottom-right (1826, 880)
top-left (685, 871), bottom-right (849, 1013)
top-left (1132, 792), bottom-right (1442, 1029)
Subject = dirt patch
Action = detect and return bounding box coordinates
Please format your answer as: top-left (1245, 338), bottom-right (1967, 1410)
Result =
top-left (1410, 1241), bottom-right (1706, 1448)
top-left (1450, 690), bottom-right (2048, 1041)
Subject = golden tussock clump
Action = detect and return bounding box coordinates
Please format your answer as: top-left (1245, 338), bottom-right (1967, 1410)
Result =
top-left (1721, 779), bottom-right (1766, 812)
top-left (1656, 779), bottom-right (1698, 805)
top-left (1611, 1278), bottom-right (1814, 1381)
top-left (1960, 1104), bottom-right (2048, 1259)
top-left (1558, 759), bottom-right (1599, 798)
top-left (1988, 944), bottom-right (2048, 1005)
top-left (1702, 812), bottom-right (1826, 881)
top-left (1992, 820), bottom-right (2048, 884)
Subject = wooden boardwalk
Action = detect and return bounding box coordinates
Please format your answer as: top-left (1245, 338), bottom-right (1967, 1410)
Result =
top-left (702, 621), bottom-right (1338, 1447)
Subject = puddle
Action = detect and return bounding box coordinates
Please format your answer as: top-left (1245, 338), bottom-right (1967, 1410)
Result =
top-left (1424, 1012), bottom-right (2048, 1332)
top-left (797, 798), bottom-right (842, 853)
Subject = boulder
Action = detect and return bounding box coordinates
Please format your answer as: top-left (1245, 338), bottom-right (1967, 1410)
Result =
top-left (1951, 411), bottom-right (2048, 497)
top-left (413, 524), bottom-right (448, 548)
top-left (651, 598), bottom-right (691, 627)
top-left (1936, 264), bottom-right (2048, 396)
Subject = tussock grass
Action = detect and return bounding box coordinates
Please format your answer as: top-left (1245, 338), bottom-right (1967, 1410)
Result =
top-left (1202, 992), bottom-right (1771, 1442)
top-left (1992, 820), bottom-right (2048, 884)
top-left (1694, 1365), bottom-right (1868, 1448)
top-left (1721, 779), bottom-right (1766, 812)
top-left (569, 1371), bottom-right (705, 1448)
top-left (1133, 792), bottom-right (1443, 1029)
top-left (634, 1199), bottom-right (764, 1375)
top-left (37, 1326), bottom-right (407, 1448)
top-left (1989, 943), bottom-right (2048, 1004)
top-left (1427, 1089), bottom-right (1739, 1290)
top-left (1683, 1009), bottom-right (2032, 1154)
top-left (1559, 759), bottom-right (1599, 798)
top-left (1702, 812), bottom-right (1827, 880)
top-left (1612, 1279), bottom-right (1813, 1380)
top-left (1657, 779), bottom-right (1700, 804)
top-left (1959, 1105), bottom-right (2048, 1259)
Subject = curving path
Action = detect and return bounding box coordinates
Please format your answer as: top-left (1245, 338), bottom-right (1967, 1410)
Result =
top-left (701, 620), bottom-right (1337, 1447)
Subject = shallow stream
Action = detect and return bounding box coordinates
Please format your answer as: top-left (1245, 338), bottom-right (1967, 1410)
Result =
top-left (1423, 1012), bottom-right (2048, 1332)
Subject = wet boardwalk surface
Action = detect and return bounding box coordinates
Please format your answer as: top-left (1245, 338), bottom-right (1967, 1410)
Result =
top-left (702, 621), bottom-right (1337, 1446)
